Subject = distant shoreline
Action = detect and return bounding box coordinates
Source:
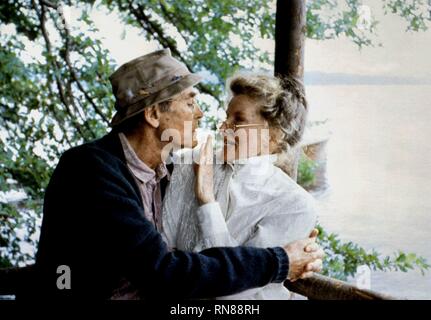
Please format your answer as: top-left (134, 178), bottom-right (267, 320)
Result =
top-left (304, 71), bottom-right (431, 86)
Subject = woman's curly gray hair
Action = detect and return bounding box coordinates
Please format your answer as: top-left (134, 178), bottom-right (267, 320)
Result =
top-left (228, 73), bottom-right (308, 152)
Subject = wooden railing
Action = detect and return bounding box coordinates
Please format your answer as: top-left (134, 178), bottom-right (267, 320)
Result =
top-left (284, 273), bottom-right (398, 300)
top-left (0, 265), bottom-right (35, 298)
top-left (0, 264), bottom-right (398, 300)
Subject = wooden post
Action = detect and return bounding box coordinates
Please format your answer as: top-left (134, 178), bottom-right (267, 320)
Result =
top-left (274, 0), bottom-right (306, 79)
top-left (274, 0), bottom-right (307, 180)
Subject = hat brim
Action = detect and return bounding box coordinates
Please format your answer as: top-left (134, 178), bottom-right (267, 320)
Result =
top-left (110, 73), bottom-right (203, 127)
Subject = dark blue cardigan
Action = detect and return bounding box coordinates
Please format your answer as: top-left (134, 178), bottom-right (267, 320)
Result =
top-left (34, 132), bottom-right (288, 299)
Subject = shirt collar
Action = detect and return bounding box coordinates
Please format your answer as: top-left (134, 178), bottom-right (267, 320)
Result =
top-left (220, 153), bottom-right (278, 184)
top-left (118, 132), bottom-right (169, 184)
top-left (231, 154), bottom-right (278, 166)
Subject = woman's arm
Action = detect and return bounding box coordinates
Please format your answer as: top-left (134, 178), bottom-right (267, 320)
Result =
top-left (194, 202), bottom-right (237, 249)
top-left (192, 193), bottom-right (317, 300)
top-left (194, 193), bottom-right (317, 250)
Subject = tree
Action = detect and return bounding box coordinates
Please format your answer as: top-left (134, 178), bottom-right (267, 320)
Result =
top-left (1, 0), bottom-right (430, 280)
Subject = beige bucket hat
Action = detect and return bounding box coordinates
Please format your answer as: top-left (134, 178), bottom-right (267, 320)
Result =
top-left (109, 48), bottom-right (202, 127)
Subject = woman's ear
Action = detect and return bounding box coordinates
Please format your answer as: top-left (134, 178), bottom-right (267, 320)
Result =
top-left (144, 105), bottom-right (161, 128)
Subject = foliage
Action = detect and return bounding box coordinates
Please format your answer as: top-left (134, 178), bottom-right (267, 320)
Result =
top-left (298, 153), bottom-right (318, 189)
top-left (0, 0), bottom-right (430, 285)
top-left (317, 225), bottom-right (430, 281)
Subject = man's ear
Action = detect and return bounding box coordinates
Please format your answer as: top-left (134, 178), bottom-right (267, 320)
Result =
top-left (143, 105), bottom-right (161, 128)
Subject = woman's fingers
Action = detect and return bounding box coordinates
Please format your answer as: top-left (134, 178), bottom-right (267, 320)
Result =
top-left (311, 248), bottom-right (325, 260)
top-left (306, 259), bottom-right (323, 272)
top-left (197, 135), bottom-right (213, 165)
top-left (206, 134), bottom-right (213, 150)
top-left (298, 260), bottom-right (323, 281)
top-left (305, 243), bottom-right (319, 252)
top-left (194, 135), bottom-right (215, 205)
top-left (300, 271), bottom-right (314, 279)
top-left (199, 139), bottom-right (206, 164)
top-left (203, 134), bottom-right (213, 164)
top-left (309, 228), bottom-right (319, 238)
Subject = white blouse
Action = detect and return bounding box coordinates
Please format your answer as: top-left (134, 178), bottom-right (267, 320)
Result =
top-left (162, 150), bottom-right (317, 300)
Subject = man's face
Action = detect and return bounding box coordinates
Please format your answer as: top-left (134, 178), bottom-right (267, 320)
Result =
top-left (158, 87), bottom-right (203, 149)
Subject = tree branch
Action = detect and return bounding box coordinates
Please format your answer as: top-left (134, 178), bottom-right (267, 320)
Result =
top-left (40, 0), bottom-right (57, 9)
top-left (157, 0), bottom-right (238, 76)
top-left (33, 0), bottom-right (88, 139)
top-left (127, 1), bottom-right (218, 101)
top-left (48, 9), bottom-right (110, 125)
top-left (44, 8), bottom-right (98, 139)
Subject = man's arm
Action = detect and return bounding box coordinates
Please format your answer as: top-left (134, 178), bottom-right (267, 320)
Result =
top-left (70, 147), bottom-right (288, 299)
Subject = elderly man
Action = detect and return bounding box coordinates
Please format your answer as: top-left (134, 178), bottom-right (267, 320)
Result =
top-left (33, 49), bottom-right (324, 299)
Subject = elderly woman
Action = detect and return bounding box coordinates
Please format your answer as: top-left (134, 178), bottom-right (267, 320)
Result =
top-left (162, 74), bottom-right (318, 299)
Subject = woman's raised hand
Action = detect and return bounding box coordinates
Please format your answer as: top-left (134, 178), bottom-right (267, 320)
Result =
top-left (194, 135), bottom-right (215, 205)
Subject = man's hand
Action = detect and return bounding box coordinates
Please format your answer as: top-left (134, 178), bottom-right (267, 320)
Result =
top-left (194, 135), bottom-right (215, 205)
top-left (283, 228), bottom-right (324, 282)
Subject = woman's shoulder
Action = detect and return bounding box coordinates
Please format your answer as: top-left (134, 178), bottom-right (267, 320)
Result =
top-left (270, 165), bottom-right (316, 209)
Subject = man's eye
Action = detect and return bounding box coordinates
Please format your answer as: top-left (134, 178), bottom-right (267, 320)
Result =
top-left (187, 103), bottom-right (194, 108)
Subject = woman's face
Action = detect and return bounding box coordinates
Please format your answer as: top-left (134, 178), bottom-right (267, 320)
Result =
top-left (220, 94), bottom-right (272, 162)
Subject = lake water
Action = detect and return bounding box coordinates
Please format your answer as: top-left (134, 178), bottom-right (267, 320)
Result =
top-left (306, 85), bottom-right (431, 299)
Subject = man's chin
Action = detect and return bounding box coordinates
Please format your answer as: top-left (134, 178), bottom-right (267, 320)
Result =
top-left (180, 141), bottom-right (198, 149)
top-left (191, 137), bottom-right (199, 148)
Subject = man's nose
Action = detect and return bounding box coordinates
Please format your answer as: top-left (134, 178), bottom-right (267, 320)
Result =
top-left (219, 121), bottom-right (227, 130)
top-left (194, 103), bottom-right (204, 119)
